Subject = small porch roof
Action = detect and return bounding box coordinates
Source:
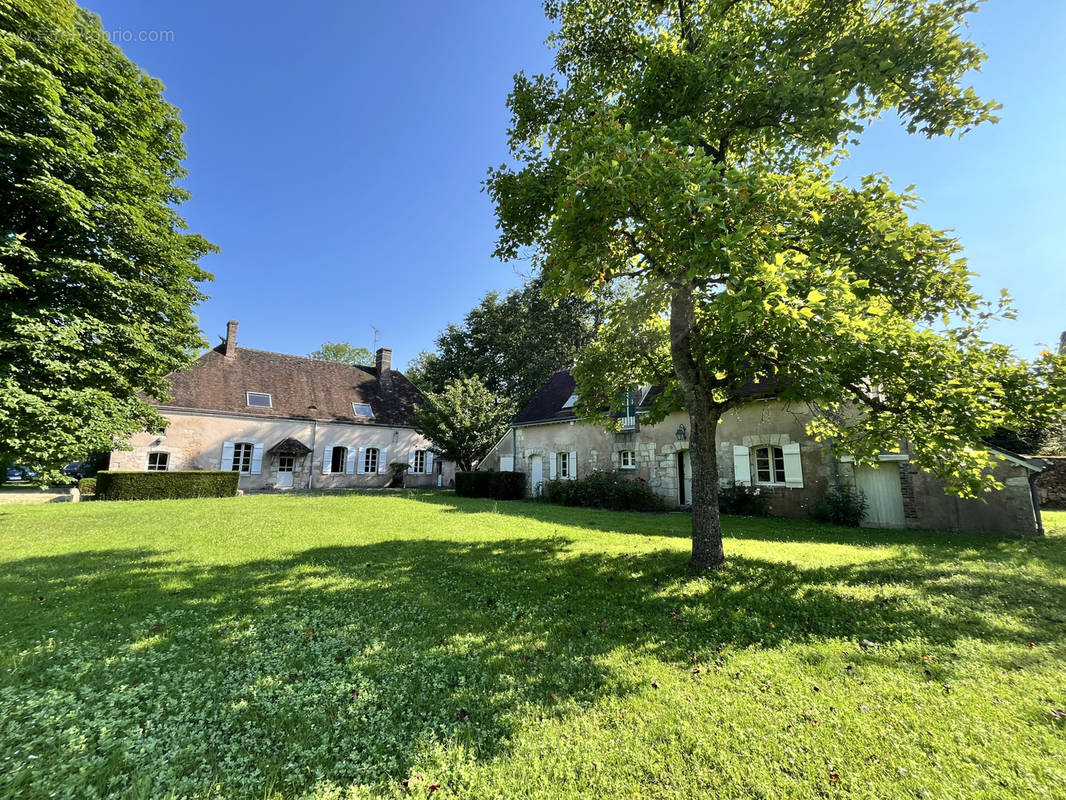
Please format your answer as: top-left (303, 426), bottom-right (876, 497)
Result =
top-left (268, 437), bottom-right (313, 455)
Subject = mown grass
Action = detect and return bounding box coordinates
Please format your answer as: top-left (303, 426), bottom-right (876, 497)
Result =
top-left (1, 493), bottom-right (1064, 799)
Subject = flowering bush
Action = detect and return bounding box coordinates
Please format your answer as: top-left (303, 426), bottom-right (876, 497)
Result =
top-left (717, 485), bottom-right (769, 516)
top-left (541, 471), bottom-right (666, 512)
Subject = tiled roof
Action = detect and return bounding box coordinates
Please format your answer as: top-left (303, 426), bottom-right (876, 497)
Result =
top-left (513, 369), bottom-right (579, 424)
top-left (513, 368), bottom-right (782, 425)
top-left (153, 345), bottom-right (424, 427)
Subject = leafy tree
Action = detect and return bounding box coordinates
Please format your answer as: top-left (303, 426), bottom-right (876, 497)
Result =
top-left (410, 276), bottom-right (601, 410)
top-left (486, 0), bottom-right (1066, 567)
top-left (310, 341), bottom-right (374, 365)
top-left (0, 0), bottom-right (216, 479)
top-left (414, 376), bottom-right (517, 471)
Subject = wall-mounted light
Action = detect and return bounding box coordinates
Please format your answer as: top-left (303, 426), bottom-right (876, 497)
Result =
top-left (676, 424), bottom-right (687, 442)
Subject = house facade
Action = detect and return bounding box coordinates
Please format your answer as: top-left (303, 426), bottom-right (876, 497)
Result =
top-left (109, 321), bottom-right (455, 491)
top-left (481, 369), bottom-right (1045, 535)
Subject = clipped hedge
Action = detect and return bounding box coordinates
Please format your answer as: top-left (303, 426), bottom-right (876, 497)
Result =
top-left (541, 471), bottom-right (666, 512)
top-left (77, 477), bottom-right (97, 496)
top-left (455, 470), bottom-right (526, 500)
top-left (96, 470), bottom-right (240, 501)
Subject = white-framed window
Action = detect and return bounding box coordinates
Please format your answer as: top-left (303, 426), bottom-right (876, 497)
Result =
top-left (557, 451), bottom-right (570, 479)
top-left (363, 447), bottom-right (379, 474)
top-left (246, 392), bottom-right (272, 408)
top-left (619, 450), bottom-right (636, 469)
top-left (352, 403), bottom-right (374, 418)
top-left (231, 442), bottom-right (254, 473)
top-left (754, 445), bottom-right (786, 485)
top-left (562, 393), bottom-right (579, 409)
top-left (330, 446), bottom-right (348, 474)
top-left (413, 449), bottom-right (427, 473)
top-left (147, 452), bottom-right (169, 471)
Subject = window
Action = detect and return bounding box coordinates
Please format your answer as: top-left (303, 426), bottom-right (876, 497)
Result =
top-left (413, 449), bottom-right (427, 473)
top-left (557, 451), bottom-right (570, 479)
top-left (147, 452), bottom-right (169, 471)
top-left (754, 445), bottom-right (786, 484)
top-left (352, 403), bottom-right (374, 418)
top-left (562, 393), bottom-right (579, 409)
top-left (330, 446), bottom-right (348, 474)
top-left (363, 447), bottom-right (379, 473)
top-left (619, 450), bottom-right (636, 469)
top-left (231, 443), bottom-right (254, 473)
top-left (246, 392), bottom-right (272, 408)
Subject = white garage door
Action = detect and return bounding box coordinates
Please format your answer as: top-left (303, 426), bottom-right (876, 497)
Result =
top-left (854, 464), bottom-right (906, 529)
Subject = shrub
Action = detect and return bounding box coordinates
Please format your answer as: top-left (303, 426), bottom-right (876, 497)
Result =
top-left (96, 471), bottom-right (240, 501)
top-left (77, 477), bottom-right (96, 495)
top-left (813, 485), bottom-right (868, 527)
top-left (455, 470), bottom-right (526, 500)
top-left (717, 485), bottom-right (769, 516)
top-left (541, 471), bottom-right (666, 512)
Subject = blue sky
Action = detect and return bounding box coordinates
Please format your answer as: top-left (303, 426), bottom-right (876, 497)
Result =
top-left (85, 0), bottom-right (1066, 367)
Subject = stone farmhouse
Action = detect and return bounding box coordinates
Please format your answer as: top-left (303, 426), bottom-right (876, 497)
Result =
top-left (109, 321), bottom-right (454, 491)
top-left (480, 369), bottom-right (1047, 535)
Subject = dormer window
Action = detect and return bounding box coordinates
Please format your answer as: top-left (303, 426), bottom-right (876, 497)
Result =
top-left (246, 392), bottom-right (272, 408)
top-left (352, 403), bottom-right (374, 418)
top-left (562, 394), bottom-right (579, 409)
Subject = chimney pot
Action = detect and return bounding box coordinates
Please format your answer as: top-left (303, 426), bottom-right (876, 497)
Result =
top-left (224, 320), bottom-right (238, 357)
top-left (376, 347), bottom-right (393, 391)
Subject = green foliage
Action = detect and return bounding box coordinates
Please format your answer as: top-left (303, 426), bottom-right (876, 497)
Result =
top-left (2, 494), bottom-right (1065, 798)
top-left (410, 276), bottom-right (601, 410)
top-left (486, 0), bottom-right (1066, 566)
top-left (413, 376), bottom-right (517, 471)
top-left (0, 1), bottom-right (217, 477)
top-left (309, 341), bottom-right (374, 365)
top-left (717, 485), bottom-right (769, 517)
top-left (455, 470), bottom-right (526, 500)
top-left (76, 477), bottom-right (96, 495)
top-left (1038, 415), bottom-right (1066, 457)
top-left (96, 471), bottom-right (239, 501)
top-left (813, 486), bottom-right (869, 527)
top-left (541, 471), bottom-right (667, 512)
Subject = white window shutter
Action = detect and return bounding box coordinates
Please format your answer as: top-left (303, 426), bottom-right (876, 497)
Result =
top-left (322, 445), bottom-right (334, 475)
top-left (732, 445), bottom-right (751, 486)
top-left (569, 450), bottom-right (578, 480)
top-left (425, 452), bottom-right (433, 473)
top-left (250, 443), bottom-right (264, 475)
top-left (220, 441), bottom-right (235, 471)
top-left (408, 448), bottom-right (416, 471)
top-left (549, 451), bottom-right (557, 480)
top-left (377, 447), bottom-right (388, 474)
top-left (499, 455), bottom-right (513, 472)
top-left (346, 446), bottom-right (357, 474)
top-left (356, 447), bottom-right (367, 474)
top-left (782, 442), bottom-right (803, 488)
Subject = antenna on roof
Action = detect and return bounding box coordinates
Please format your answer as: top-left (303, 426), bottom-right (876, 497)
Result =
top-left (370, 325), bottom-right (380, 351)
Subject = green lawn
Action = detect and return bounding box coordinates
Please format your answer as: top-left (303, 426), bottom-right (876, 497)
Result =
top-left (1, 494), bottom-right (1064, 799)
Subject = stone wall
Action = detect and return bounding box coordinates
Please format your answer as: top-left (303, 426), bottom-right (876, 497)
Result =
top-left (1036, 456), bottom-right (1066, 508)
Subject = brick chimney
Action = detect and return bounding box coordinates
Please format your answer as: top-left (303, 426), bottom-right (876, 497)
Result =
top-left (376, 347), bottom-right (393, 391)
top-left (223, 320), bottom-right (238, 358)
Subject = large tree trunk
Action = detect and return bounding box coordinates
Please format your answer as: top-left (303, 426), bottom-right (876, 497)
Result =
top-left (687, 404), bottom-right (725, 568)
top-left (670, 283), bottom-right (726, 569)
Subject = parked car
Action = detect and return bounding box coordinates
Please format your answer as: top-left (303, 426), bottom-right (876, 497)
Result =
top-left (61, 462), bottom-right (86, 479)
top-left (6, 465), bottom-right (36, 482)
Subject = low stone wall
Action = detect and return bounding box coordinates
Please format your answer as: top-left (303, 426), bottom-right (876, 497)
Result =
top-left (1036, 456), bottom-right (1066, 508)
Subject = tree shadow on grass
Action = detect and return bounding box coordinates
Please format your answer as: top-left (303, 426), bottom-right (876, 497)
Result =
top-left (1, 530), bottom-right (1064, 798)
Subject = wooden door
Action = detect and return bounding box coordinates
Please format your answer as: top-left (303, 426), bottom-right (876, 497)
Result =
top-left (855, 464), bottom-right (905, 528)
